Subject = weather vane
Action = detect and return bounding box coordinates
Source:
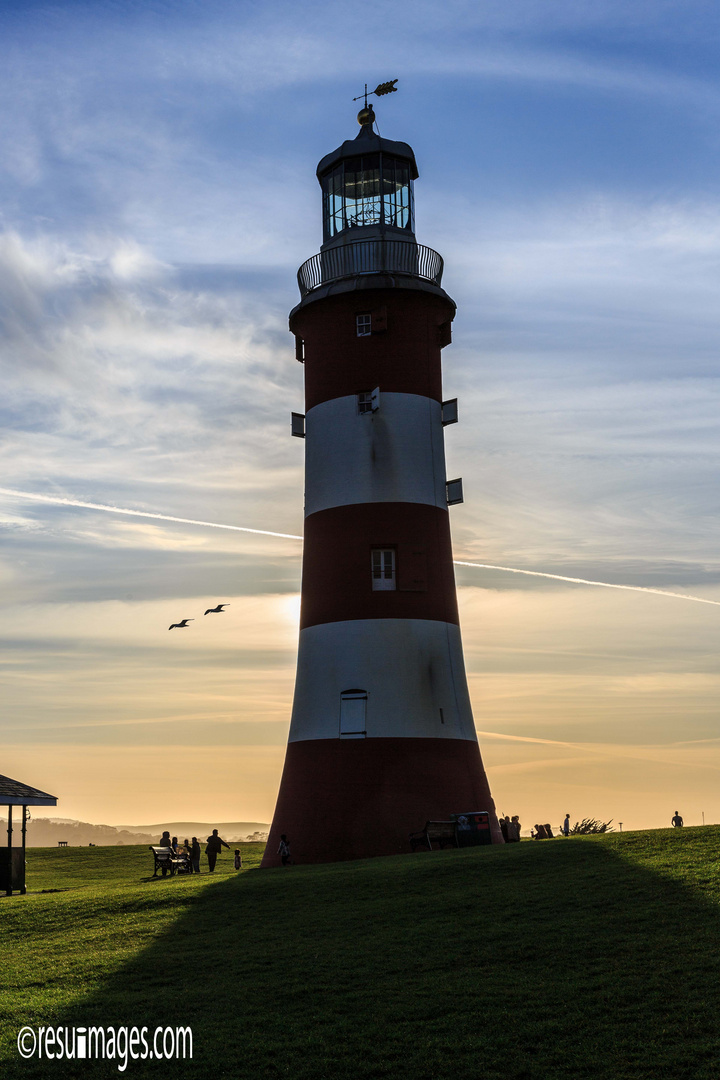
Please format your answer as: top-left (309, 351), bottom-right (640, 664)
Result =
top-left (353, 79), bottom-right (399, 108)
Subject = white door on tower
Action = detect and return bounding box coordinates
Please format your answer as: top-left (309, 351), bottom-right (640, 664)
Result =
top-left (339, 690), bottom-right (367, 739)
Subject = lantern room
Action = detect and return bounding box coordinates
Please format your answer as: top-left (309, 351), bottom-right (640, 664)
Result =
top-left (317, 105), bottom-right (418, 248)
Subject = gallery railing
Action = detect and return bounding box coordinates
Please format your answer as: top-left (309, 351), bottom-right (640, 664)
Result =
top-left (297, 240), bottom-right (444, 297)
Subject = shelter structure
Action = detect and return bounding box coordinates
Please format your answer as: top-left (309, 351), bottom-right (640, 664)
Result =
top-left (262, 102), bottom-right (502, 865)
top-left (0, 774), bottom-right (57, 896)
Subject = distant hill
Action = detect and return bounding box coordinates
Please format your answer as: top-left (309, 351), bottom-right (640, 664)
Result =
top-left (26, 818), bottom-right (269, 848)
top-left (120, 821), bottom-right (270, 838)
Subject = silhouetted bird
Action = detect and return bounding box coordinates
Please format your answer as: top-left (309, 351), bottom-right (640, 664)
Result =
top-left (168, 619), bottom-right (194, 630)
top-left (204, 604), bottom-right (229, 615)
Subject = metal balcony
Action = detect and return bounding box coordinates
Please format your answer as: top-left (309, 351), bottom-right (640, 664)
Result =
top-left (297, 239), bottom-right (444, 298)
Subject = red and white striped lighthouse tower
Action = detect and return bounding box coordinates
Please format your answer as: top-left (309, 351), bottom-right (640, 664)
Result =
top-left (263, 97), bottom-right (502, 865)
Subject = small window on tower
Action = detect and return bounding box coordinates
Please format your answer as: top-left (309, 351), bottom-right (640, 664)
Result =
top-left (356, 313), bottom-right (372, 337)
top-left (371, 549), bottom-right (396, 591)
top-left (357, 388), bottom-right (379, 415)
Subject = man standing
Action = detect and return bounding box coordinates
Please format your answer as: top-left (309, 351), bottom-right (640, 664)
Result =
top-left (563, 814), bottom-right (571, 837)
top-left (671, 811), bottom-right (684, 827)
top-left (190, 837), bottom-right (201, 874)
top-left (206, 828), bottom-right (230, 872)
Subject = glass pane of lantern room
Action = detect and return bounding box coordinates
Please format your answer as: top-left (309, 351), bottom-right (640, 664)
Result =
top-left (343, 156), bottom-right (381, 228)
top-left (323, 165), bottom-right (345, 238)
top-left (382, 158), bottom-right (413, 230)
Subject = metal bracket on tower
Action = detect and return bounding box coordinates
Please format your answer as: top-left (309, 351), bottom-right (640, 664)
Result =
top-left (446, 478), bottom-right (464, 505)
top-left (291, 413), bottom-right (306, 438)
top-left (441, 399), bottom-right (458, 426)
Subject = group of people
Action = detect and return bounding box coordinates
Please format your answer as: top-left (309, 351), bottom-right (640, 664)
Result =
top-left (530, 814), bottom-right (570, 839)
top-left (159, 829), bottom-right (238, 873)
top-left (500, 810), bottom-right (687, 841)
top-left (498, 815), bottom-right (521, 842)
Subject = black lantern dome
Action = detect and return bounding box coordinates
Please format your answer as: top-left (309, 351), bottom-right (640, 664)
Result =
top-left (317, 106), bottom-right (418, 250)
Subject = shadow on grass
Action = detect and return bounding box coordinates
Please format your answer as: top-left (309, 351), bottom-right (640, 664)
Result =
top-left (9, 831), bottom-right (720, 1080)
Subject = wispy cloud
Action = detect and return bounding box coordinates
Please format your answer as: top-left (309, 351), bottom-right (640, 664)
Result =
top-left (455, 561), bottom-right (720, 607)
top-left (2, 485), bottom-right (719, 609)
top-left (0, 488), bottom-right (303, 540)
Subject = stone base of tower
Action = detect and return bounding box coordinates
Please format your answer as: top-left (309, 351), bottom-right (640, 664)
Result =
top-left (261, 737), bottom-right (503, 866)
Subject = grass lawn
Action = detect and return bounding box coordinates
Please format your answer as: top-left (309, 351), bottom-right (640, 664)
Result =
top-left (2, 829), bottom-right (720, 1078)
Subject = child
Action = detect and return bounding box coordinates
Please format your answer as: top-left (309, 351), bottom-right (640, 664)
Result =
top-left (234, 849), bottom-right (242, 870)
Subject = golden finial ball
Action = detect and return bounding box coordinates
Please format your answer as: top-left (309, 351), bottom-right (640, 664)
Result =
top-left (357, 104), bottom-right (376, 127)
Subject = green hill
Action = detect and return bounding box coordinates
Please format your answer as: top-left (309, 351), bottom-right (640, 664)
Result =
top-left (2, 829), bottom-right (720, 1079)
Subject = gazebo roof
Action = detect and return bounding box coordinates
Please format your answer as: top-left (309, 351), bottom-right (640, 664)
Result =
top-left (0, 774), bottom-right (57, 806)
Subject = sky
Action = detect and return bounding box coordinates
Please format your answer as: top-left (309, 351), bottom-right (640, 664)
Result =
top-left (2, 0), bottom-right (720, 833)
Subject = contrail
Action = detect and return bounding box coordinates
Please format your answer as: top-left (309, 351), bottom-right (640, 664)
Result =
top-left (0, 487), bottom-right (303, 540)
top-left (2, 486), bottom-right (718, 608)
top-left (454, 560), bottom-right (720, 607)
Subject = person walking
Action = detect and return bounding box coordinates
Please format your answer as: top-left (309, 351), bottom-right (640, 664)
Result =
top-left (671, 811), bottom-right (684, 827)
top-left (206, 828), bottom-right (230, 872)
top-left (563, 814), bottom-right (571, 837)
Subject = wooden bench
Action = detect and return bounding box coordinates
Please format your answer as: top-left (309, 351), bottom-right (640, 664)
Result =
top-left (150, 846), bottom-right (189, 877)
top-left (409, 821), bottom-right (459, 852)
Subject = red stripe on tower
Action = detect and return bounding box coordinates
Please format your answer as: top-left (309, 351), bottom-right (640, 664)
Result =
top-left (262, 99), bottom-right (502, 865)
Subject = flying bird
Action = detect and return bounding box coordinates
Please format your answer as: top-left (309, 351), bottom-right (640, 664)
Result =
top-left (204, 604), bottom-right (230, 615)
top-left (168, 619), bottom-right (194, 629)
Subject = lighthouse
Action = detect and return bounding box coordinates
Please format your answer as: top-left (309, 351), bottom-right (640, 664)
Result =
top-left (263, 97), bottom-right (502, 865)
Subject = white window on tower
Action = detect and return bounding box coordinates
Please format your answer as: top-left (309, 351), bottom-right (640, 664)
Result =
top-left (371, 548), bottom-right (396, 591)
top-left (339, 689), bottom-right (367, 739)
top-left (356, 313), bottom-right (372, 337)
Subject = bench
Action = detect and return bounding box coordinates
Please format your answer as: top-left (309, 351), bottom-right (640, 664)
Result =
top-left (409, 821), bottom-right (459, 852)
top-left (150, 846), bottom-right (189, 877)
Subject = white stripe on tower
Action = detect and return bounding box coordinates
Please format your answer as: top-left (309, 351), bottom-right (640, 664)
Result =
top-left (289, 620), bottom-right (475, 742)
top-left (304, 393), bottom-right (447, 515)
